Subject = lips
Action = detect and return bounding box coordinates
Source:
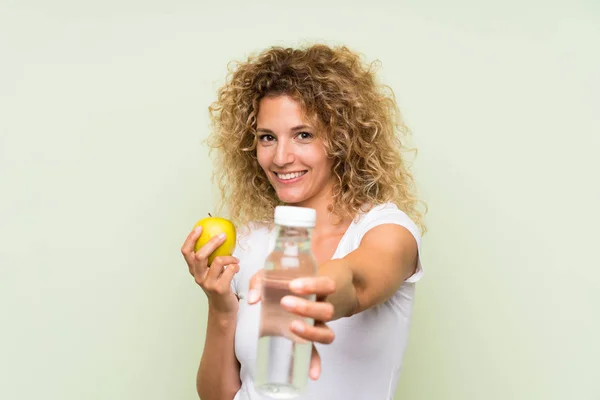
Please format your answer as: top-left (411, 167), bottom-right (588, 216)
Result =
top-left (273, 170), bottom-right (307, 183)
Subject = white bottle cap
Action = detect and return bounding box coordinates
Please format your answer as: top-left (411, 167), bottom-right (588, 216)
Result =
top-left (274, 206), bottom-right (316, 228)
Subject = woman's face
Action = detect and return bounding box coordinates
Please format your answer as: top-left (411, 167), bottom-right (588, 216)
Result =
top-left (256, 95), bottom-right (334, 207)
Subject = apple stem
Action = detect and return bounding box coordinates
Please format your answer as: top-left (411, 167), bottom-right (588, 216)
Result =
top-left (208, 213), bottom-right (212, 217)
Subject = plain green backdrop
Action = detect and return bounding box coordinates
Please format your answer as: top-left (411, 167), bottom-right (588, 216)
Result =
top-left (1, 1), bottom-right (598, 399)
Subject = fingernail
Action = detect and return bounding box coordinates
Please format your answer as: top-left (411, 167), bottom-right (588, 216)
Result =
top-left (248, 289), bottom-right (259, 304)
top-left (217, 232), bottom-right (226, 240)
top-left (281, 296), bottom-right (297, 308)
top-left (194, 226), bottom-right (202, 234)
top-left (310, 366), bottom-right (319, 379)
top-left (290, 280), bottom-right (304, 290)
top-left (291, 320), bottom-right (304, 333)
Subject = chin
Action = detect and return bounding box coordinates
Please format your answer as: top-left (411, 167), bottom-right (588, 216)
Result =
top-left (275, 190), bottom-right (307, 205)
top-left (277, 196), bottom-right (304, 205)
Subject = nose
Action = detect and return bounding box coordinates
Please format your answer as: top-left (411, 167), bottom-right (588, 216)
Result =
top-left (273, 139), bottom-right (294, 167)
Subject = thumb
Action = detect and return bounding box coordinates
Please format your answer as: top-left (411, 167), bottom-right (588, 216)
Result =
top-left (247, 270), bottom-right (263, 304)
top-left (309, 344), bottom-right (321, 380)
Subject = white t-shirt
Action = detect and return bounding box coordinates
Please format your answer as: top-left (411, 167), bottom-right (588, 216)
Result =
top-left (230, 203), bottom-right (424, 400)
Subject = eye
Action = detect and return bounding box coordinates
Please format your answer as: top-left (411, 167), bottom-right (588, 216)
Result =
top-left (296, 132), bottom-right (313, 140)
top-left (258, 134), bottom-right (276, 142)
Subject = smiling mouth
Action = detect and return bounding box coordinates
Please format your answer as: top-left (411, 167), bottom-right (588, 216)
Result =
top-left (273, 171), bottom-right (307, 181)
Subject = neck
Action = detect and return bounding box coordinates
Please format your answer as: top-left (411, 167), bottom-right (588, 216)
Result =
top-left (293, 185), bottom-right (351, 235)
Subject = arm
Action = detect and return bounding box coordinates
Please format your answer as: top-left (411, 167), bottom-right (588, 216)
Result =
top-left (290, 223), bottom-right (419, 320)
top-left (181, 227), bottom-right (242, 400)
top-left (197, 308), bottom-right (241, 400)
top-left (328, 223), bottom-right (419, 316)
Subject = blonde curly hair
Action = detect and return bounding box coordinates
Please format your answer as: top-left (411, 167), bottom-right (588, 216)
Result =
top-left (206, 43), bottom-right (427, 234)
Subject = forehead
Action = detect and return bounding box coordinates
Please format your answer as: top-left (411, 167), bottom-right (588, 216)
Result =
top-left (257, 96), bottom-right (303, 122)
top-left (256, 95), bottom-right (320, 130)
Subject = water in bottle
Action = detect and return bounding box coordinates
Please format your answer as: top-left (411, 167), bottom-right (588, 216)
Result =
top-left (254, 206), bottom-right (318, 399)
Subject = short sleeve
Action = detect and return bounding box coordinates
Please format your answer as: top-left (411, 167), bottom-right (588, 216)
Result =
top-left (228, 222), bottom-right (272, 298)
top-left (230, 230), bottom-right (252, 297)
top-left (359, 203), bottom-right (424, 283)
top-left (230, 225), bottom-right (251, 297)
top-left (230, 273), bottom-right (239, 297)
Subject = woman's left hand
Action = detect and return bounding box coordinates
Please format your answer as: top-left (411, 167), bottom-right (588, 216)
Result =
top-left (248, 271), bottom-right (337, 380)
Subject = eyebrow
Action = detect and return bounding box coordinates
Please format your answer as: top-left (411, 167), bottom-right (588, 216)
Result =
top-left (256, 125), bottom-right (313, 134)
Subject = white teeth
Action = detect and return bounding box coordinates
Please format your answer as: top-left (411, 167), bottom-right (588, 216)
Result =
top-left (276, 171), bottom-right (306, 180)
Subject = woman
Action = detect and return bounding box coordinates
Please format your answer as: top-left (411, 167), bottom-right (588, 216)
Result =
top-left (181, 44), bottom-right (427, 400)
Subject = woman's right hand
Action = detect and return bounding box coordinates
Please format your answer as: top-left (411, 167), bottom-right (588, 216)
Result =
top-left (181, 226), bottom-right (240, 316)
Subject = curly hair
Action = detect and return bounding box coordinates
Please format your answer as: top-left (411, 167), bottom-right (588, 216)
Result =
top-left (206, 43), bottom-right (427, 234)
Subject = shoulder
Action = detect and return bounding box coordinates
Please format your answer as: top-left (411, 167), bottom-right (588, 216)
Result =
top-left (233, 221), bottom-right (274, 259)
top-left (230, 221), bottom-right (274, 295)
top-left (353, 202), bottom-right (421, 245)
top-left (352, 202), bottom-right (424, 283)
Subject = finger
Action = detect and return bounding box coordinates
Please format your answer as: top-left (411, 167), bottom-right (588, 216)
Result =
top-left (280, 296), bottom-right (334, 322)
top-left (289, 276), bottom-right (336, 297)
top-left (247, 270), bottom-right (263, 304)
top-left (290, 320), bottom-right (335, 345)
top-left (194, 232), bottom-right (227, 263)
top-left (217, 263), bottom-right (240, 284)
top-left (181, 226), bottom-right (202, 264)
top-left (309, 344), bottom-right (321, 380)
top-left (206, 256), bottom-right (240, 281)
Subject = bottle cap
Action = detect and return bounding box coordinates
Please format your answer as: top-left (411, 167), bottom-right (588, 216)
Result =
top-left (274, 206), bottom-right (316, 228)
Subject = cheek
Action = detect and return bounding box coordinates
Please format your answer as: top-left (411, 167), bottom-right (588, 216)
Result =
top-left (313, 158), bottom-right (335, 183)
top-left (256, 148), bottom-right (269, 171)
top-left (304, 151), bottom-right (332, 174)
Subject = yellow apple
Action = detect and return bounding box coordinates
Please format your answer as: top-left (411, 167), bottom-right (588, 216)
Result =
top-left (194, 214), bottom-right (236, 266)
